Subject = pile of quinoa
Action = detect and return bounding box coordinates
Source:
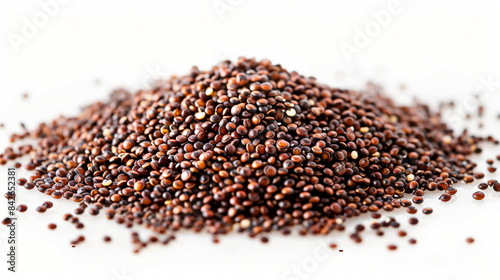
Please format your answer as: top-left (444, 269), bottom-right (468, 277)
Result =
top-left (2, 57), bottom-right (497, 249)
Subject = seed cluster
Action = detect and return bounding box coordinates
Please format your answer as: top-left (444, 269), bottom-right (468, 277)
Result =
top-left (1, 57), bottom-right (496, 245)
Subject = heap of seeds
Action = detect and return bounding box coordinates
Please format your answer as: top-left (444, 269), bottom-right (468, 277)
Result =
top-left (2, 57), bottom-right (497, 245)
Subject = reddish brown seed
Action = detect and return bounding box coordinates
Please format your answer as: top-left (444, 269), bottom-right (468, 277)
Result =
top-left (4, 192), bottom-right (15, 200)
top-left (387, 244), bottom-right (398, 251)
top-left (329, 243), bottom-right (337, 249)
top-left (412, 196), bottom-right (423, 204)
top-left (445, 186), bottom-right (457, 195)
top-left (463, 175), bottom-right (474, 183)
top-left (43, 201), bottom-right (53, 209)
top-left (409, 238), bottom-right (417, 245)
top-left (493, 182), bottom-right (500, 192)
top-left (74, 208), bottom-right (84, 215)
top-left (371, 213), bottom-right (381, 219)
top-left (134, 181), bottom-right (145, 192)
top-left (466, 237), bottom-right (475, 244)
top-left (401, 200), bottom-right (412, 207)
top-left (48, 223), bottom-right (57, 230)
top-left (36, 206), bottom-right (47, 213)
top-left (104, 236), bottom-right (112, 242)
top-left (422, 208), bottom-right (433, 215)
top-left (2, 217), bottom-right (12, 225)
top-left (487, 167), bottom-right (497, 173)
top-left (17, 178), bottom-right (27, 186)
top-left (149, 236), bottom-right (159, 243)
top-left (472, 191), bottom-right (485, 200)
top-left (474, 173), bottom-right (485, 179)
top-left (63, 213), bottom-right (72, 221)
top-left (355, 224), bottom-right (365, 232)
top-left (407, 206), bottom-right (417, 214)
top-left (17, 204), bottom-right (28, 212)
top-left (260, 236), bottom-right (269, 243)
top-left (397, 230), bottom-right (407, 237)
top-left (439, 193), bottom-right (452, 202)
top-left (409, 217), bottom-right (419, 225)
top-left (110, 194), bottom-right (122, 202)
top-left (478, 183), bottom-right (488, 190)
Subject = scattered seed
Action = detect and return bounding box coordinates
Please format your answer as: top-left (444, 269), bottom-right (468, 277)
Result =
top-left (439, 193), bottom-right (452, 202)
top-left (43, 201), bottom-right (53, 209)
top-left (409, 217), bottom-right (419, 225)
top-left (2, 217), bottom-right (12, 225)
top-left (17, 204), bottom-right (28, 212)
top-left (472, 191), bottom-right (485, 200)
top-left (478, 183), bottom-right (488, 190)
top-left (407, 206), bottom-right (418, 214)
top-left (422, 208), bottom-right (433, 215)
top-left (387, 244), bottom-right (398, 251)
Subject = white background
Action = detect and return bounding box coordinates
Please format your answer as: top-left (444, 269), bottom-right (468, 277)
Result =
top-left (1, 0), bottom-right (500, 279)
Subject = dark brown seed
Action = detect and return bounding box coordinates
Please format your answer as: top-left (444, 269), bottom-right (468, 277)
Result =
top-left (43, 201), bottom-right (53, 209)
top-left (474, 173), bottom-right (485, 179)
top-left (409, 238), bottom-right (417, 245)
top-left (36, 206), bottom-right (47, 213)
top-left (493, 182), bottom-right (500, 192)
top-left (439, 193), bottom-right (452, 202)
top-left (355, 224), bottom-right (365, 232)
top-left (17, 204), bottom-right (28, 212)
top-left (371, 213), bottom-right (381, 219)
top-left (104, 236), bottom-right (112, 242)
top-left (478, 183), bottom-right (488, 190)
top-left (422, 208), bottom-right (433, 215)
top-left (472, 191), bottom-right (485, 200)
top-left (409, 217), bottom-right (419, 225)
top-left (2, 217), bottom-right (12, 225)
top-left (445, 186), bottom-right (457, 195)
top-left (412, 196), bottom-right (423, 204)
top-left (17, 178), bottom-right (27, 186)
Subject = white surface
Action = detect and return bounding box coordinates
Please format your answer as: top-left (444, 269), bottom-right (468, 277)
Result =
top-left (1, 1), bottom-right (500, 279)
